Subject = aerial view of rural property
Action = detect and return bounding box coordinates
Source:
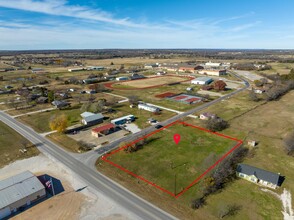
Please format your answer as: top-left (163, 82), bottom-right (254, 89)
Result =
top-left (1, 1), bottom-right (294, 220)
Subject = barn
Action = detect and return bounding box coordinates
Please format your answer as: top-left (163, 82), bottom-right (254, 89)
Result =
top-left (0, 171), bottom-right (46, 219)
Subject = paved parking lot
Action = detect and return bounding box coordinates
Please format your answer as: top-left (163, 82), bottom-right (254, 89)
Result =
top-left (69, 128), bottom-right (129, 146)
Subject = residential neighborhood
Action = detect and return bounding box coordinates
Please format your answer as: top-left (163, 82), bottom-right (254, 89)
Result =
top-left (0, 1), bottom-right (294, 220)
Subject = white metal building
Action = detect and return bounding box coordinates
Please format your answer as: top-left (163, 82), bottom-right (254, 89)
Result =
top-left (138, 103), bottom-right (160, 113)
top-left (0, 171), bottom-right (46, 219)
top-left (191, 77), bottom-right (213, 85)
top-left (198, 69), bottom-right (227, 76)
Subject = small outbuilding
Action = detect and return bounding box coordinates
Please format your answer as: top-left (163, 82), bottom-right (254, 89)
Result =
top-left (200, 112), bottom-right (217, 120)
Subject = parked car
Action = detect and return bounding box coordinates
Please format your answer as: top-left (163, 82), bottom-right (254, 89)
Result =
top-left (155, 124), bottom-right (163, 129)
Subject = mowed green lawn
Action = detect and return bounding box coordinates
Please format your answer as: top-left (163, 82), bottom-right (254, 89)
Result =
top-left (105, 123), bottom-right (238, 195)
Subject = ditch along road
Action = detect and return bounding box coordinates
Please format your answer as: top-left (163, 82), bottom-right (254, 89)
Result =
top-left (0, 72), bottom-right (249, 220)
top-left (78, 71), bottom-right (250, 167)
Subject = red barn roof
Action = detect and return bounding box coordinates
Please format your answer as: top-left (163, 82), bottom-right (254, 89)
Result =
top-left (92, 123), bottom-right (115, 133)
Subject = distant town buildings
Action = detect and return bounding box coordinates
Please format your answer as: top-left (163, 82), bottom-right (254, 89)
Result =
top-left (144, 63), bottom-right (159, 69)
top-left (198, 69), bottom-right (227, 76)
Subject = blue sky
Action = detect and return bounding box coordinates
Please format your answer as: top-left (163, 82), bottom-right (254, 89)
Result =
top-left (0, 0), bottom-right (294, 50)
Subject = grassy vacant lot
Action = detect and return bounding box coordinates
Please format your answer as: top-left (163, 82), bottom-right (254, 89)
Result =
top-left (101, 122), bottom-right (238, 196)
top-left (0, 121), bottom-right (39, 168)
top-left (257, 62), bottom-right (294, 75)
top-left (17, 105), bottom-right (82, 133)
top-left (47, 132), bottom-right (81, 153)
top-left (197, 90), bottom-right (266, 121)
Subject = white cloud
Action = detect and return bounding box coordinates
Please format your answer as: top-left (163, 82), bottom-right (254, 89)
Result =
top-left (0, 0), bottom-right (138, 27)
top-left (0, 1), bottom-right (290, 49)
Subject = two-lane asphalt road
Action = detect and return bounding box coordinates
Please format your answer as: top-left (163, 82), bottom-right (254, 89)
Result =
top-left (0, 112), bottom-right (177, 220)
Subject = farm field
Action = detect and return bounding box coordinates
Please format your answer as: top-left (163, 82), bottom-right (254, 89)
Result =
top-left (0, 121), bottom-right (39, 168)
top-left (99, 122), bottom-right (239, 197)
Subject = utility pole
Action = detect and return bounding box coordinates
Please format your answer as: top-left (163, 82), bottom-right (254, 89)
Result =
top-left (51, 177), bottom-right (55, 196)
top-left (174, 174), bottom-right (177, 196)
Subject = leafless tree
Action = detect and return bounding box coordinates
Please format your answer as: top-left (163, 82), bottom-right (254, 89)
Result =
top-left (283, 132), bottom-right (294, 156)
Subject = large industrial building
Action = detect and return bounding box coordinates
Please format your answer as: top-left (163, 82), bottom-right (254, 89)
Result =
top-left (0, 171), bottom-right (46, 219)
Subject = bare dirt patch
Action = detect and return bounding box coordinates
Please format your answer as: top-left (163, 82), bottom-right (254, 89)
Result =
top-left (0, 155), bottom-right (135, 220)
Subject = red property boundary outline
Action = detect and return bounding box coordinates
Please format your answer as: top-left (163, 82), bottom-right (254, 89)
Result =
top-left (104, 75), bottom-right (194, 90)
top-left (102, 121), bottom-right (243, 198)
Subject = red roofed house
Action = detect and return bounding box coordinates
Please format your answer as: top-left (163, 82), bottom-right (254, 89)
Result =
top-left (91, 123), bottom-right (116, 138)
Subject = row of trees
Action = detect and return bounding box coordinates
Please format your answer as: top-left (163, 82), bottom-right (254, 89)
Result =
top-left (80, 99), bottom-right (107, 113)
top-left (204, 117), bottom-right (229, 132)
top-left (191, 145), bottom-right (248, 212)
top-left (284, 132), bottom-right (294, 156)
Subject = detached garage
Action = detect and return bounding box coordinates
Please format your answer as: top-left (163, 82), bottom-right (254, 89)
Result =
top-left (0, 171), bottom-right (46, 219)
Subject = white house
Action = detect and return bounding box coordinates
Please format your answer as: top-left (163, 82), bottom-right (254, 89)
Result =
top-left (191, 77), bottom-right (213, 85)
top-left (138, 103), bottom-right (160, 113)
